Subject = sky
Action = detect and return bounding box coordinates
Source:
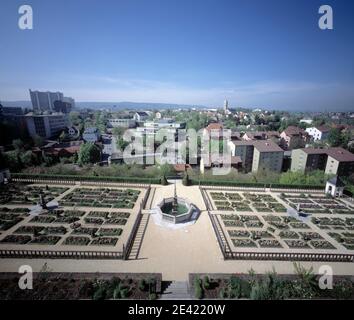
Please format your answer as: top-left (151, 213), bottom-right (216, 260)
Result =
top-left (0, 0), bottom-right (354, 111)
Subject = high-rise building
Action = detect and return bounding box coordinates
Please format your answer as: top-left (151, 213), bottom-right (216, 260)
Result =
top-left (223, 99), bottom-right (229, 112)
top-left (29, 90), bottom-right (75, 113)
top-left (29, 89), bottom-right (64, 112)
top-left (25, 112), bottom-right (69, 139)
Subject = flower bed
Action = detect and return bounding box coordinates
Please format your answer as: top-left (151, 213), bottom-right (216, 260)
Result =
top-left (285, 240), bottom-right (310, 249)
top-left (72, 227), bottom-right (98, 236)
top-left (227, 230), bottom-right (250, 238)
top-left (30, 236), bottom-right (61, 245)
top-left (84, 217), bottom-right (104, 225)
top-left (0, 235), bottom-right (31, 244)
top-left (64, 236), bottom-right (90, 246)
top-left (90, 237), bottom-right (118, 246)
top-left (231, 239), bottom-right (257, 247)
top-left (98, 228), bottom-right (123, 237)
top-left (258, 239), bottom-right (282, 248)
top-left (279, 231), bottom-right (299, 239)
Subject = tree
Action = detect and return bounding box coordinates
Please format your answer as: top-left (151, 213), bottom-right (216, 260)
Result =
top-left (12, 139), bottom-right (24, 150)
top-left (328, 128), bottom-right (342, 147)
top-left (33, 135), bottom-right (44, 147)
top-left (78, 143), bottom-right (101, 165)
top-left (19, 150), bottom-right (34, 167)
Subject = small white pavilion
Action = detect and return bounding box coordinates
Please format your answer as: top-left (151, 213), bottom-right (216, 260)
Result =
top-left (325, 176), bottom-right (345, 197)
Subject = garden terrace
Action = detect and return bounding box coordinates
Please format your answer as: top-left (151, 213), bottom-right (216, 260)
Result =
top-left (279, 193), bottom-right (354, 215)
top-left (61, 187), bottom-right (141, 209)
top-left (208, 184), bottom-right (354, 259)
top-left (0, 183), bottom-right (68, 205)
top-left (0, 182), bottom-right (147, 256)
top-left (207, 191), bottom-right (286, 213)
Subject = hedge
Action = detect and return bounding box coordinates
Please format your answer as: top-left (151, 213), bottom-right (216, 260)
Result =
top-left (190, 179), bottom-right (324, 190)
top-left (11, 173), bottom-right (160, 185)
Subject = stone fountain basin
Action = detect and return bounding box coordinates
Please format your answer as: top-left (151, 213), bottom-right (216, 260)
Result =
top-left (156, 197), bottom-right (194, 224)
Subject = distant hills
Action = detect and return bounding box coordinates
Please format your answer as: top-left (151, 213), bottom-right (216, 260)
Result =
top-left (1, 100), bottom-right (206, 110)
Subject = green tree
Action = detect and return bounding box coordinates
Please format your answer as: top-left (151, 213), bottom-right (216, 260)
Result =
top-left (19, 150), bottom-right (35, 167)
top-left (12, 139), bottom-right (24, 150)
top-left (78, 143), bottom-right (101, 165)
top-left (33, 135), bottom-right (44, 147)
top-left (328, 128), bottom-right (342, 147)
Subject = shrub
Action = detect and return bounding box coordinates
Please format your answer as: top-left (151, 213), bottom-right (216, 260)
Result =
top-left (93, 286), bottom-right (106, 300)
top-left (203, 276), bottom-right (210, 290)
top-left (139, 279), bottom-right (146, 291)
top-left (194, 276), bottom-right (203, 299)
top-left (182, 173), bottom-right (191, 186)
top-left (161, 175), bottom-right (168, 186)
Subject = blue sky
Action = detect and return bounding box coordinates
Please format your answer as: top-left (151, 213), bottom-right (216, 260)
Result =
top-left (0, 0), bottom-right (353, 110)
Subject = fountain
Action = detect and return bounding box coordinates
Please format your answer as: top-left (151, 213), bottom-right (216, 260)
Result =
top-left (155, 180), bottom-right (197, 224)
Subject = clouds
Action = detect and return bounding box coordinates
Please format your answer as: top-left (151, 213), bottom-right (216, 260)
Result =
top-left (1, 74), bottom-right (353, 111)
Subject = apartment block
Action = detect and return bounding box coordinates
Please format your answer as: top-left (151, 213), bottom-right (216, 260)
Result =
top-left (229, 140), bottom-right (284, 173)
top-left (291, 147), bottom-right (354, 176)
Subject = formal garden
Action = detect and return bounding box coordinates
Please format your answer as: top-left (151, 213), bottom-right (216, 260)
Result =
top-left (0, 183), bottom-right (68, 205)
top-left (0, 207), bottom-right (129, 247)
top-left (219, 213), bottom-right (336, 250)
top-left (0, 183), bottom-right (145, 250)
top-left (61, 187), bottom-right (141, 208)
top-left (209, 192), bottom-right (287, 213)
top-left (280, 193), bottom-right (354, 215)
top-left (206, 188), bottom-right (354, 253)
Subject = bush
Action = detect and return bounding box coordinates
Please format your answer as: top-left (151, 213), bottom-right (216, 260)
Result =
top-left (161, 175), bottom-right (168, 186)
top-left (139, 279), bottom-right (146, 291)
top-left (194, 277), bottom-right (203, 299)
top-left (182, 173), bottom-right (191, 186)
top-left (149, 293), bottom-right (157, 300)
top-left (93, 286), bottom-right (106, 300)
top-left (203, 276), bottom-right (210, 290)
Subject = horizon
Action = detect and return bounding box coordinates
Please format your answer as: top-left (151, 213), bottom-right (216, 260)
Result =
top-left (0, 0), bottom-right (354, 111)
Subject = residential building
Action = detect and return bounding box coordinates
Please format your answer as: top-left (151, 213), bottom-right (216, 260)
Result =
top-left (83, 127), bottom-right (101, 143)
top-left (136, 119), bottom-right (186, 136)
top-left (280, 126), bottom-right (309, 150)
top-left (306, 126), bottom-right (331, 141)
top-left (108, 118), bottom-right (137, 128)
top-left (228, 141), bottom-right (255, 172)
top-left (252, 140), bottom-right (284, 173)
top-left (133, 111), bottom-right (149, 122)
top-left (242, 131), bottom-right (267, 141)
top-left (228, 140), bottom-right (284, 173)
top-left (291, 147), bottom-right (354, 176)
top-left (40, 140), bottom-right (83, 158)
top-left (25, 112), bottom-right (69, 139)
top-left (200, 155), bottom-right (242, 174)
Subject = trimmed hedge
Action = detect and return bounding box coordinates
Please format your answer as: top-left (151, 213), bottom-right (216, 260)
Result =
top-left (12, 173), bottom-right (160, 184)
top-left (190, 179), bottom-right (324, 190)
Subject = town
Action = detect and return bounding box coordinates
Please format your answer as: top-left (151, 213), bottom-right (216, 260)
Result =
top-left (1, 0), bottom-right (354, 304)
top-left (1, 91), bottom-right (354, 191)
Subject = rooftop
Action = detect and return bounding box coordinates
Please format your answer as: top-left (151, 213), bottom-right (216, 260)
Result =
top-left (253, 140), bottom-right (284, 153)
top-left (301, 147), bottom-right (354, 162)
